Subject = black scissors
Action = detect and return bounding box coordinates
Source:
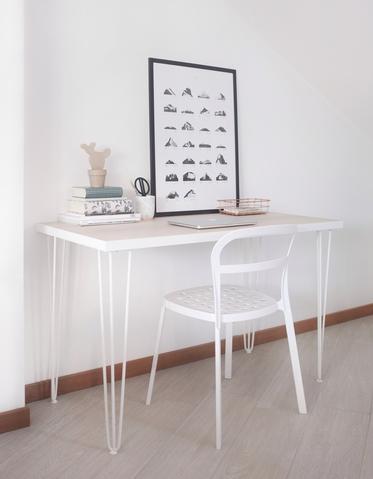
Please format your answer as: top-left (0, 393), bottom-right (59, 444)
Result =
top-left (134, 177), bottom-right (150, 196)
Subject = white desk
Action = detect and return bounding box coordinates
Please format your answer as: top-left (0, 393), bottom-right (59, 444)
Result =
top-left (37, 212), bottom-right (343, 454)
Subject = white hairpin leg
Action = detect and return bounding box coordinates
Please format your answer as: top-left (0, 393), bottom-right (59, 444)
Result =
top-left (243, 320), bottom-right (256, 353)
top-left (242, 237), bottom-right (260, 354)
top-left (97, 250), bottom-right (132, 454)
top-left (316, 231), bottom-right (332, 383)
top-left (48, 236), bottom-right (68, 404)
top-left (224, 238), bottom-right (261, 380)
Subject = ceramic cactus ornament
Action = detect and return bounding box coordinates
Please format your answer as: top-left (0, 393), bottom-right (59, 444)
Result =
top-left (81, 142), bottom-right (111, 187)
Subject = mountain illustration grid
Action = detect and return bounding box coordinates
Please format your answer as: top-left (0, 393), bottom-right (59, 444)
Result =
top-left (156, 78), bottom-right (234, 204)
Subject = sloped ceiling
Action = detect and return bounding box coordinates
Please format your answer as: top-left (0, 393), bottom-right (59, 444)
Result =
top-left (234, 0), bottom-right (373, 136)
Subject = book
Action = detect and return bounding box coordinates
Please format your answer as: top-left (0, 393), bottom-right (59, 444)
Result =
top-left (71, 186), bottom-right (123, 199)
top-left (68, 197), bottom-right (133, 216)
top-left (59, 212), bottom-right (141, 226)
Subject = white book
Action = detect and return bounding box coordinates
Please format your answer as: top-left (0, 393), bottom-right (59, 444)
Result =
top-left (59, 212), bottom-right (141, 226)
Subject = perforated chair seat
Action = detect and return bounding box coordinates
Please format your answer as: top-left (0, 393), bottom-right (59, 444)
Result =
top-left (165, 285), bottom-right (278, 322)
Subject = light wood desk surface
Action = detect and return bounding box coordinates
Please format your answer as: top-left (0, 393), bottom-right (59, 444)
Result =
top-left (37, 212), bottom-right (343, 252)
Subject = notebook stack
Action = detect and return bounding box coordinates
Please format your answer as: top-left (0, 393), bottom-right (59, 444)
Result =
top-left (59, 186), bottom-right (141, 226)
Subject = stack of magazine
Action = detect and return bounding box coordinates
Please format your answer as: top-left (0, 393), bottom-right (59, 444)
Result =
top-left (59, 186), bottom-right (141, 226)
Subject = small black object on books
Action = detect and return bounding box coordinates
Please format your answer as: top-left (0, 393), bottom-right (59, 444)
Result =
top-left (134, 177), bottom-right (150, 196)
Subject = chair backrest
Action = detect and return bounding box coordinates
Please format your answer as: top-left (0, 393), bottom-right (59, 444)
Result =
top-left (210, 224), bottom-right (297, 327)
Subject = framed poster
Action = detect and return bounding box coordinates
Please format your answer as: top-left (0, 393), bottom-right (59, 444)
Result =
top-left (149, 58), bottom-right (239, 216)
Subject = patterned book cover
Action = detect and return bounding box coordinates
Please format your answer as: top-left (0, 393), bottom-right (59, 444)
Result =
top-left (68, 198), bottom-right (134, 216)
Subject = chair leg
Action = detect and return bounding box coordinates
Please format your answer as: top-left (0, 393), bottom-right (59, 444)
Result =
top-left (224, 322), bottom-right (233, 379)
top-left (146, 304), bottom-right (166, 406)
top-left (283, 306), bottom-right (307, 414)
top-left (215, 326), bottom-right (222, 449)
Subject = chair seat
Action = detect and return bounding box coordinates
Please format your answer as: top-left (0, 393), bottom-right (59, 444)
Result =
top-left (165, 285), bottom-right (278, 322)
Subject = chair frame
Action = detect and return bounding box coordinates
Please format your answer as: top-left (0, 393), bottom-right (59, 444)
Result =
top-left (146, 224), bottom-right (307, 449)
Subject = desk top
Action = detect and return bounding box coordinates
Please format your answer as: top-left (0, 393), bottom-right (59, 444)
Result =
top-left (37, 212), bottom-right (343, 252)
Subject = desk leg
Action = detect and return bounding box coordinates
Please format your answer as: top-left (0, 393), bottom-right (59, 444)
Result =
top-left (316, 231), bottom-right (332, 382)
top-left (242, 238), bottom-right (260, 355)
top-left (48, 237), bottom-right (69, 404)
top-left (243, 321), bottom-right (256, 354)
top-left (224, 238), bottom-right (259, 380)
top-left (97, 250), bottom-right (132, 455)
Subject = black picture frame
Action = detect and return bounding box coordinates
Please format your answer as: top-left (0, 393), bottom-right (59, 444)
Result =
top-left (149, 57), bottom-right (239, 217)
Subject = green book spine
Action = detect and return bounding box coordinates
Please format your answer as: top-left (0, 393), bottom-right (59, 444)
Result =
top-left (72, 186), bottom-right (123, 198)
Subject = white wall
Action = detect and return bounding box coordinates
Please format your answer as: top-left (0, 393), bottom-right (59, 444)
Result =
top-left (24, 0), bottom-right (373, 384)
top-left (0, 0), bottom-right (24, 412)
top-left (233, 0), bottom-right (373, 136)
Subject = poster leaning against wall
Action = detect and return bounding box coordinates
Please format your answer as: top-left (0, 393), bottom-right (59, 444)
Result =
top-left (148, 58), bottom-right (239, 216)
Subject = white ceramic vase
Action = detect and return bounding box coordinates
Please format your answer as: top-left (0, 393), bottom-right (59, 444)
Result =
top-left (135, 195), bottom-right (155, 220)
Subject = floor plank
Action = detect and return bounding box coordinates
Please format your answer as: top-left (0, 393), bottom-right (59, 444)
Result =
top-left (287, 406), bottom-right (369, 479)
top-left (135, 340), bottom-right (288, 479)
top-left (316, 338), bottom-right (373, 414)
top-left (212, 407), bottom-right (309, 479)
top-left (359, 415), bottom-right (373, 479)
top-left (1, 317), bottom-right (373, 479)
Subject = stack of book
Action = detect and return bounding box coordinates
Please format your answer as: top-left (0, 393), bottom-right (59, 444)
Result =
top-left (59, 186), bottom-right (141, 226)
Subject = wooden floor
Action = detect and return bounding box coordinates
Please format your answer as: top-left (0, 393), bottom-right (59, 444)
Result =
top-left (2, 316), bottom-right (373, 479)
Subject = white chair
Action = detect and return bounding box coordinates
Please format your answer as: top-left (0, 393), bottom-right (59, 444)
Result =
top-left (146, 224), bottom-right (307, 449)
